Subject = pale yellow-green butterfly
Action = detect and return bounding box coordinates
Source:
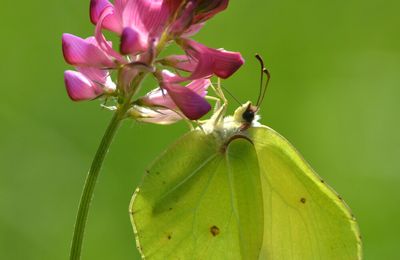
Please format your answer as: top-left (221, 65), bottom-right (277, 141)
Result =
top-left (130, 55), bottom-right (362, 259)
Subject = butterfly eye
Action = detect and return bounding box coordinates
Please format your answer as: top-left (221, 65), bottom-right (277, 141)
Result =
top-left (242, 109), bottom-right (255, 123)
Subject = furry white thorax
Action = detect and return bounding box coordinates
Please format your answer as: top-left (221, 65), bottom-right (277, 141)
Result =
top-left (200, 101), bottom-right (261, 143)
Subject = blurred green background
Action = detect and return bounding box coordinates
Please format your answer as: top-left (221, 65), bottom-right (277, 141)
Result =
top-left (1, 0), bottom-right (399, 259)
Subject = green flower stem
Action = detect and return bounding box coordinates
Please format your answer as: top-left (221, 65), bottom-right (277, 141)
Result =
top-left (70, 74), bottom-right (146, 260)
top-left (69, 110), bottom-right (123, 260)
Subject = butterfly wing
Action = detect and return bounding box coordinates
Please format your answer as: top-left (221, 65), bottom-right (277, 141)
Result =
top-left (130, 131), bottom-right (264, 259)
top-left (248, 126), bottom-right (362, 260)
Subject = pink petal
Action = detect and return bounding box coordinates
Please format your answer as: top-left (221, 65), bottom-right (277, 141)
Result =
top-left (211, 49), bottom-right (244, 78)
top-left (169, 1), bottom-right (196, 35)
top-left (90, 0), bottom-right (111, 23)
top-left (90, 0), bottom-right (122, 33)
top-left (163, 83), bottom-right (211, 120)
top-left (139, 110), bottom-right (182, 124)
top-left (140, 87), bottom-right (176, 109)
top-left (120, 27), bottom-right (147, 55)
top-left (131, 106), bottom-right (182, 125)
top-left (138, 75), bottom-right (211, 120)
top-left (62, 34), bottom-right (115, 68)
top-left (76, 66), bottom-right (108, 84)
top-left (181, 22), bottom-right (205, 37)
top-left (160, 55), bottom-right (197, 72)
top-left (64, 70), bottom-right (103, 101)
top-left (121, 0), bottom-right (146, 33)
top-left (160, 69), bottom-right (180, 82)
top-left (176, 39), bottom-right (244, 81)
top-left (122, 0), bottom-right (172, 38)
top-left (193, 0), bottom-right (229, 23)
top-left (141, 75), bottom-right (210, 110)
top-left (142, 1), bottom-right (171, 37)
top-left (76, 67), bottom-right (116, 93)
top-left (186, 79), bottom-right (211, 97)
top-left (165, 0), bottom-right (183, 13)
top-left (94, 8), bottom-right (126, 62)
top-left (140, 70), bottom-right (181, 108)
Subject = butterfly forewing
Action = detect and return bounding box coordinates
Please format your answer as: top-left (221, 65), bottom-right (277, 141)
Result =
top-left (130, 131), bottom-right (264, 259)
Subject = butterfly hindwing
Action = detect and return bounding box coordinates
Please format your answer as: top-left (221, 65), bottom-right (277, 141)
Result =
top-left (248, 126), bottom-right (362, 260)
top-left (130, 131), bottom-right (264, 259)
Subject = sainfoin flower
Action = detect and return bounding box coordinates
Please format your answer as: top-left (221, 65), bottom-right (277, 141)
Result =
top-left (160, 38), bottom-right (244, 82)
top-left (62, 0), bottom-right (244, 122)
top-left (131, 74), bottom-right (211, 124)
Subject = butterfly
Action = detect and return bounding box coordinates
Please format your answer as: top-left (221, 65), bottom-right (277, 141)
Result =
top-left (129, 55), bottom-right (362, 259)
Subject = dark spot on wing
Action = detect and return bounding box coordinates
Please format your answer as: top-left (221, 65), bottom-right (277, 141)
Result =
top-left (210, 225), bottom-right (220, 236)
top-left (320, 179), bottom-right (325, 183)
top-left (169, 207), bottom-right (173, 211)
top-left (145, 169), bottom-right (150, 174)
top-left (167, 234), bottom-right (172, 240)
top-left (300, 198), bottom-right (306, 204)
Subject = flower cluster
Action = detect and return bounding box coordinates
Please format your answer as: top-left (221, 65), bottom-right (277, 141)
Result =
top-left (62, 0), bottom-right (244, 124)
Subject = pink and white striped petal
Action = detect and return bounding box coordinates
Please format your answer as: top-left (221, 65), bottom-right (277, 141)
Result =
top-left (64, 70), bottom-right (104, 101)
top-left (130, 106), bottom-right (182, 125)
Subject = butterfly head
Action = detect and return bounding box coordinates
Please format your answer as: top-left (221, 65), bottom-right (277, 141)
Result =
top-left (202, 55), bottom-right (269, 135)
top-left (233, 101), bottom-right (258, 123)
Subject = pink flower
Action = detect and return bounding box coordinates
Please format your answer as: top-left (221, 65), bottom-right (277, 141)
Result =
top-left (130, 106), bottom-right (182, 125)
top-left (138, 73), bottom-right (211, 120)
top-left (62, 34), bottom-right (116, 101)
top-left (62, 34), bottom-right (116, 68)
top-left (64, 68), bottom-right (116, 101)
top-left (62, 0), bottom-right (243, 115)
top-left (163, 38), bottom-right (244, 82)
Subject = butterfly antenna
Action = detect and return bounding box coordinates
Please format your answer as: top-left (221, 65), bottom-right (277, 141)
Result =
top-left (220, 85), bottom-right (242, 106)
top-left (255, 54), bottom-right (271, 107)
top-left (255, 54), bottom-right (265, 107)
top-left (259, 68), bottom-right (271, 107)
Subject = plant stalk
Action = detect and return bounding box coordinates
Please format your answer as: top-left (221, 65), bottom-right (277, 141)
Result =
top-left (69, 73), bottom-right (146, 260)
top-left (69, 109), bottom-right (124, 260)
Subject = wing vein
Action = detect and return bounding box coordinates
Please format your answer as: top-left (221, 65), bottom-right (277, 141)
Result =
top-left (156, 154), bottom-right (219, 202)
